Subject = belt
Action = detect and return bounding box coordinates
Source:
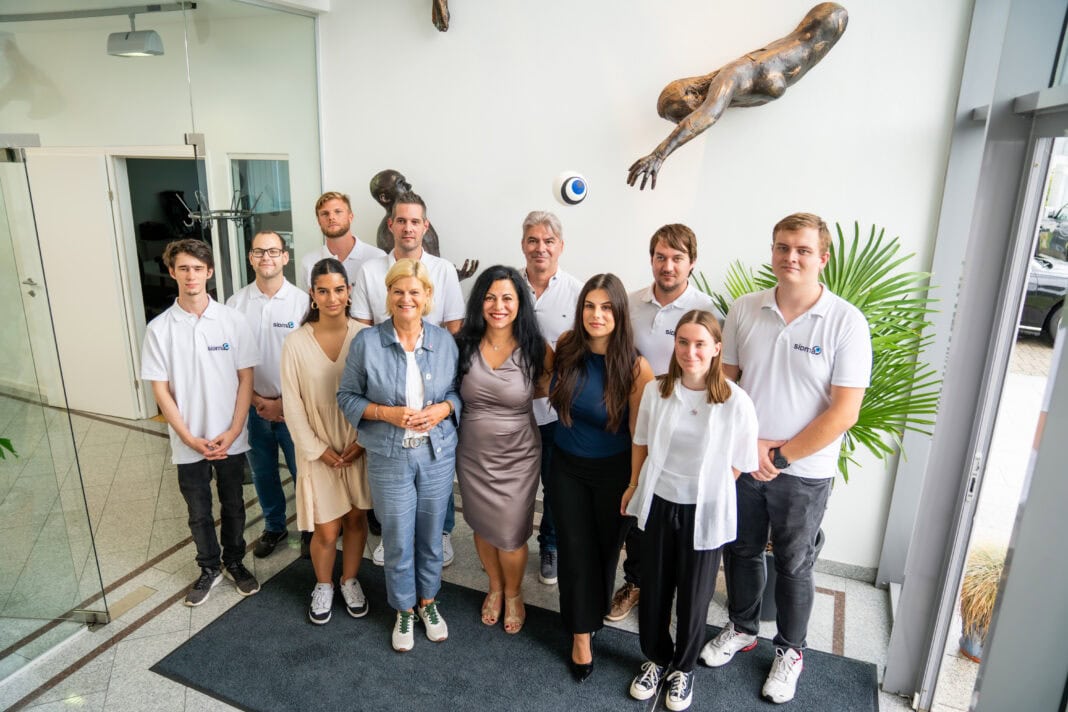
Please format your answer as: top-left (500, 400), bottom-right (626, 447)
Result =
top-left (401, 436), bottom-right (429, 449)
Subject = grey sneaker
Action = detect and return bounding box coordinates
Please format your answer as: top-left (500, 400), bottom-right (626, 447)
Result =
top-left (223, 561), bottom-right (261, 596)
top-left (417, 600), bottom-right (449, 642)
top-left (339, 577), bottom-right (368, 618)
top-left (629, 660), bottom-right (665, 701)
top-left (538, 549), bottom-right (558, 585)
top-left (442, 533), bottom-right (454, 567)
top-left (308, 583), bottom-right (333, 624)
top-left (665, 670), bottom-right (695, 711)
top-left (699, 622), bottom-right (757, 668)
top-left (392, 610), bottom-right (415, 652)
top-left (184, 567), bottom-right (222, 607)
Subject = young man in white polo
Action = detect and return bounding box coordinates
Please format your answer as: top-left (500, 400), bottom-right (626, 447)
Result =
top-left (300, 191), bottom-right (386, 289)
top-left (701, 213), bottom-right (871, 704)
top-left (226, 231), bottom-right (309, 558)
top-left (352, 191), bottom-right (465, 567)
top-left (141, 238), bottom-right (262, 606)
top-left (609, 223), bottom-right (718, 622)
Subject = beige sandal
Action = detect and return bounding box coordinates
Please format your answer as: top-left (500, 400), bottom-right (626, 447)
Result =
top-left (481, 590), bottom-right (503, 626)
top-left (504, 594), bottom-right (525, 634)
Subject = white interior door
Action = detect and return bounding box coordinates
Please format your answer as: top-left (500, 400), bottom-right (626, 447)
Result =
top-left (24, 150), bottom-right (142, 419)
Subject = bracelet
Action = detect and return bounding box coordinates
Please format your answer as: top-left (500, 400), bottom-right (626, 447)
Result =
top-left (626, 483), bottom-right (638, 489)
top-left (373, 404), bottom-right (380, 420)
top-left (443, 400), bottom-right (454, 416)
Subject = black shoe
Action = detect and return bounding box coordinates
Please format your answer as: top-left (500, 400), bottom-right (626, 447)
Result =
top-left (300, 531), bottom-right (312, 559)
top-left (569, 657), bottom-right (594, 683)
top-left (367, 509), bottom-right (382, 537)
top-left (253, 528), bottom-right (288, 559)
top-left (184, 567), bottom-right (222, 607)
top-left (223, 561), bottom-right (261, 596)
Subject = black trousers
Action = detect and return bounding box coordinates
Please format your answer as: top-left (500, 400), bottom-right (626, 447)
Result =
top-left (176, 454), bottom-right (247, 570)
top-left (549, 446), bottom-right (630, 634)
top-left (639, 495), bottom-right (721, 672)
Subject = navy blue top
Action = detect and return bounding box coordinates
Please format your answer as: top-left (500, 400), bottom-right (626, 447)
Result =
top-left (553, 353), bottom-right (631, 458)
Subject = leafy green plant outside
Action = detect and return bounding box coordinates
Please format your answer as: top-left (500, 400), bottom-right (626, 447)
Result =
top-left (693, 222), bottom-right (941, 482)
top-left (0, 437), bottom-right (16, 460)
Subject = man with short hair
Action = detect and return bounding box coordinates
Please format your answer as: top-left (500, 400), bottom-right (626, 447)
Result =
top-left (608, 223), bottom-right (718, 622)
top-left (352, 191), bottom-right (465, 566)
top-left (300, 191), bottom-right (386, 289)
top-left (141, 238), bottom-right (262, 606)
top-left (701, 213), bottom-right (871, 704)
top-left (519, 210), bottom-right (583, 586)
top-left (227, 231), bottom-right (310, 558)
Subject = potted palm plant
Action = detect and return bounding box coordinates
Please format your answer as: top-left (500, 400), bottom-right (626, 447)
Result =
top-left (694, 222), bottom-right (941, 618)
top-left (958, 544), bottom-right (1006, 662)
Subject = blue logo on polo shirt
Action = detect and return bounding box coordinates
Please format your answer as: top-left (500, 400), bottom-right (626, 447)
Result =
top-left (273, 321), bottom-right (295, 329)
top-left (793, 343), bottom-right (822, 355)
top-left (208, 343), bottom-right (231, 352)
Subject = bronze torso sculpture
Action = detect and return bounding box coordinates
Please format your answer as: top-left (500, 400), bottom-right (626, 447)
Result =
top-left (628, 2), bottom-right (849, 190)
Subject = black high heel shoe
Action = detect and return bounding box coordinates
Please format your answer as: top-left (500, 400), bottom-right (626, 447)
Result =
top-left (569, 657), bottom-right (594, 682)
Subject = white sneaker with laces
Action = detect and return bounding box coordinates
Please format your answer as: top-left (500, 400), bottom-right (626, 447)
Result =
top-left (762, 647), bottom-right (803, 704)
top-left (665, 669), bottom-right (695, 711)
top-left (372, 542), bottom-right (384, 566)
top-left (442, 533), bottom-right (454, 567)
top-left (699, 622), bottom-right (758, 667)
top-left (629, 660), bottom-right (665, 700)
top-left (417, 600), bottom-right (449, 642)
top-left (308, 583), bottom-right (333, 625)
top-left (392, 610), bottom-right (415, 652)
top-left (339, 577), bottom-right (368, 618)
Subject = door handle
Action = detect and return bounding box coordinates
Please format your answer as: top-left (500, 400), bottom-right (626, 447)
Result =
top-left (22, 277), bottom-right (39, 286)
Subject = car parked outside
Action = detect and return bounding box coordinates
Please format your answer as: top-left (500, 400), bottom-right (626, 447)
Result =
top-left (1019, 255), bottom-right (1066, 343)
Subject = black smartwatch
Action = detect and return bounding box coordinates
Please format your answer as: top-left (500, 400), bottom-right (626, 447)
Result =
top-left (772, 447), bottom-right (790, 469)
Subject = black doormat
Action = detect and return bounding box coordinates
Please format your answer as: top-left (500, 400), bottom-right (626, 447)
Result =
top-left (152, 558), bottom-right (878, 711)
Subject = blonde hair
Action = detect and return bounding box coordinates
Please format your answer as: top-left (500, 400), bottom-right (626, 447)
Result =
top-left (315, 191), bottom-right (351, 213)
top-left (384, 258), bottom-right (434, 317)
top-left (772, 212), bottom-right (832, 255)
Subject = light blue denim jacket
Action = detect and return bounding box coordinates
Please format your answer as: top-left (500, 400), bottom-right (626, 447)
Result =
top-left (337, 319), bottom-right (462, 459)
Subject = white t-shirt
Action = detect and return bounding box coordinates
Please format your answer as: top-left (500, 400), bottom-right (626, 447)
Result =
top-left (226, 279), bottom-right (309, 398)
top-left (629, 284), bottom-right (719, 376)
top-left (351, 250), bottom-right (465, 326)
top-left (140, 299), bottom-right (260, 465)
top-left (299, 237), bottom-right (386, 290)
top-left (722, 286), bottom-right (872, 478)
top-left (628, 379), bottom-right (759, 550)
top-left (522, 267), bottom-right (584, 426)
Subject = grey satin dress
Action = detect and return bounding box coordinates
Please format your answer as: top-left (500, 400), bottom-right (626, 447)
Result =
top-left (456, 351), bottom-right (542, 551)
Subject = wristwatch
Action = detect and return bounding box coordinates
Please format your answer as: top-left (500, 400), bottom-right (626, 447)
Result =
top-left (772, 447), bottom-right (790, 469)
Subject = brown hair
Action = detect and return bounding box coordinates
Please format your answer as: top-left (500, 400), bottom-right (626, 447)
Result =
top-left (163, 238), bottom-right (213, 269)
top-left (658, 310), bottom-right (731, 404)
top-left (390, 190), bottom-right (428, 219)
top-left (772, 212), bottom-right (832, 254)
top-left (315, 191), bottom-right (352, 213)
top-left (648, 223), bottom-right (697, 263)
top-left (550, 273), bottom-right (638, 432)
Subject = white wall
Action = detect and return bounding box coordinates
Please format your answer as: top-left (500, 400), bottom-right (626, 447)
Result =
top-left (318, 0), bottom-right (974, 568)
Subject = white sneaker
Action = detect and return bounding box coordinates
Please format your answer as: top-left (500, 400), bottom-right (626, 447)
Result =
top-left (372, 542), bottom-right (384, 566)
top-left (339, 577), bottom-right (368, 618)
top-left (762, 647), bottom-right (803, 704)
top-left (442, 533), bottom-right (454, 567)
top-left (308, 583), bottom-right (333, 625)
top-left (699, 622), bottom-right (758, 667)
top-left (629, 660), bottom-right (665, 701)
top-left (392, 610), bottom-right (415, 652)
top-left (665, 669), bottom-right (695, 711)
top-left (417, 600), bottom-right (449, 642)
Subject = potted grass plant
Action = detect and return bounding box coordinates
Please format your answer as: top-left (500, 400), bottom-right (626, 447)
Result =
top-left (694, 222), bottom-right (941, 618)
top-left (958, 545), bottom-right (1006, 662)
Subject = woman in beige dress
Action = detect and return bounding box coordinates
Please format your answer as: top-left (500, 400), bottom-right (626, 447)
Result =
top-left (281, 258), bottom-right (372, 625)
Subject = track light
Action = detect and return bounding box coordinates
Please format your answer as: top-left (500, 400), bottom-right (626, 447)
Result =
top-left (107, 13), bottom-right (163, 57)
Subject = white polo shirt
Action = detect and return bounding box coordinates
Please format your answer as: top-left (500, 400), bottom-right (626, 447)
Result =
top-left (226, 279), bottom-right (309, 398)
top-left (299, 237), bottom-right (386, 290)
top-left (522, 267), bottom-right (584, 426)
top-left (722, 286), bottom-right (872, 479)
top-left (141, 299), bottom-right (260, 465)
top-left (351, 250), bottom-right (465, 326)
top-left (629, 283), bottom-right (719, 375)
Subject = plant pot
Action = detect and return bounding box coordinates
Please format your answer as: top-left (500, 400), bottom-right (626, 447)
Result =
top-left (761, 528), bottom-right (825, 623)
top-left (958, 632), bottom-right (983, 663)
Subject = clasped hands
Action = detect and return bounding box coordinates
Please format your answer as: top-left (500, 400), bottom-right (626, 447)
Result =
top-left (382, 402), bottom-right (450, 433)
top-left (319, 441), bottom-right (365, 469)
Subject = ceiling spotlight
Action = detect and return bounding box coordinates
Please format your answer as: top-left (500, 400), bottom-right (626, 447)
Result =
top-left (107, 13), bottom-right (163, 57)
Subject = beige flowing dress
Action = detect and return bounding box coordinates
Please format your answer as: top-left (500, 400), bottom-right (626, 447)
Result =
top-left (281, 320), bottom-right (372, 531)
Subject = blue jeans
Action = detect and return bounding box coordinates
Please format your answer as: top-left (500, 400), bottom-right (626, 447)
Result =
top-left (536, 422), bottom-right (557, 552)
top-left (245, 406), bottom-right (297, 533)
top-left (366, 444), bottom-right (455, 611)
top-left (724, 472), bottom-right (832, 651)
top-left (176, 455), bottom-right (247, 570)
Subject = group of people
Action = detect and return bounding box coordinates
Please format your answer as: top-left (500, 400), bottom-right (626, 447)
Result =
top-left (141, 190), bottom-right (871, 709)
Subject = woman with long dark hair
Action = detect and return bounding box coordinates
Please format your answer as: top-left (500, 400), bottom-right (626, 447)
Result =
top-left (548, 273), bottom-right (654, 681)
top-left (621, 309), bottom-right (759, 710)
top-left (454, 265), bottom-right (552, 634)
top-left (280, 258), bottom-right (371, 624)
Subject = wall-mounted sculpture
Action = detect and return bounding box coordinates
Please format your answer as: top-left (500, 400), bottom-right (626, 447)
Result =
top-left (627, 2), bottom-right (848, 190)
top-left (433, 0), bottom-right (449, 31)
top-left (369, 169), bottom-right (478, 280)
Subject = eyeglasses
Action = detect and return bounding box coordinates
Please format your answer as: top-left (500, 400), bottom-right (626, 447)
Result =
top-left (250, 248), bottom-right (285, 258)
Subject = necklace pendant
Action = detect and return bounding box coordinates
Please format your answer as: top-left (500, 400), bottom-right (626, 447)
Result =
top-left (690, 408), bottom-right (698, 416)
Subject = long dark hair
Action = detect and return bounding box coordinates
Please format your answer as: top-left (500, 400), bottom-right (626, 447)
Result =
top-left (658, 310), bottom-right (732, 404)
top-left (550, 273), bottom-right (637, 432)
top-left (455, 265), bottom-right (545, 385)
top-left (301, 258), bottom-right (351, 325)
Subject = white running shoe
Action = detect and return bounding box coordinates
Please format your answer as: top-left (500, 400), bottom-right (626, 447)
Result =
top-left (762, 647), bottom-right (803, 704)
top-left (372, 542), bottom-right (385, 566)
top-left (442, 533), bottom-right (454, 567)
top-left (699, 622), bottom-right (758, 667)
top-left (392, 610), bottom-right (415, 652)
top-left (417, 600), bottom-right (449, 642)
top-left (308, 583), bottom-right (333, 625)
top-left (339, 577), bottom-right (368, 618)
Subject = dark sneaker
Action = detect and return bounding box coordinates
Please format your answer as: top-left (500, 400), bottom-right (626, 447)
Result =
top-left (665, 670), bottom-right (695, 711)
top-left (300, 531), bottom-right (312, 559)
top-left (605, 582), bottom-right (640, 621)
top-left (339, 577), bottom-right (368, 618)
top-left (308, 583), bottom-right (333, 624)
top-left (539, 549), bottom-right (558, 585)
top-left (629, 660), bottom-right (665, 700)
top-left (224, 561), bottom-right (261, 596)
top-left (185, 567), bottom-right (222, 607)
top-left (253, 529), bottom-right (288, 559)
